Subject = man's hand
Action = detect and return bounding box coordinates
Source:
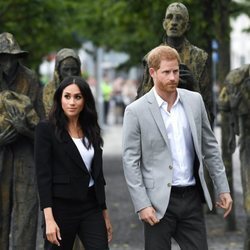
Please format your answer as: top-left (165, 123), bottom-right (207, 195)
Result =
top-left (216, 192), bottom-right (233, 218)
top-left (139, 207), bottom-right (159, 226)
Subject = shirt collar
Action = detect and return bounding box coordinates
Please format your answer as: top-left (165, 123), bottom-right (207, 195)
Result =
top-left (153, 87), bottom-right (181, 108)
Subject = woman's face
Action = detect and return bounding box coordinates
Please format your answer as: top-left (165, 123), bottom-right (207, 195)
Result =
top-left (61, 83), bottom-right (84, 119)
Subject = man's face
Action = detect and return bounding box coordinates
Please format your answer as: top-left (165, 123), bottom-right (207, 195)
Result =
top-left (0, 54), bottom-right (18, 75)
top-left (59, 57), bottom-right (80, 80)
top-left (150, 59), bottom-right (179, 98)
top-left (163, 5), bottom-right (189, 38)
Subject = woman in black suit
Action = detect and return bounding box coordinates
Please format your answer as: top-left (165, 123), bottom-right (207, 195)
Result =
top-left (35, 76), bottom-right (112, 249)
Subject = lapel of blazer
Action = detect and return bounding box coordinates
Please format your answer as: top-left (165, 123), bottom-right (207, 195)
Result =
top-left (61, 130), bottom-right (90, 174)
top-left (178, 89), bottom-right (200, 154)
top-left (91, 146), bottom-right (102, 179)
top-left (146, 89), bottom-right (171, 149)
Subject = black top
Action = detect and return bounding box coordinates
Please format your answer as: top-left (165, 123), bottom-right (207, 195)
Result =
top-left (34, 120), bottom-right (106, 210)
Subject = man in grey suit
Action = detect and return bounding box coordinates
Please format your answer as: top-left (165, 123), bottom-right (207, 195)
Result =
top-left (122, 45), bottom-right (232, 250)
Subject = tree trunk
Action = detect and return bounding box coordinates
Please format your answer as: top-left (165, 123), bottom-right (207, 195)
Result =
top-left (216, 0), bottom-right (236, 231)
top-left (201, 0), bottom-right (217, 214)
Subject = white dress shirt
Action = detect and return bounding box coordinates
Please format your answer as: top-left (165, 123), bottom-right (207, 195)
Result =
top-left (72, 137), bottom-right (95, 187)
top-left (153, 88), bottom-right (196, 186)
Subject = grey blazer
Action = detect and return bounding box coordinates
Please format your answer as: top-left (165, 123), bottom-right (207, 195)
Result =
top-left (122, 88), bottom-right (230, 220)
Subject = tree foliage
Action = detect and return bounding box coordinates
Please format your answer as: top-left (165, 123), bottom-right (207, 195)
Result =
top-left (1, 0), bottom-right (250, 72)
top-left (0, 0), bottom-right (81, 71)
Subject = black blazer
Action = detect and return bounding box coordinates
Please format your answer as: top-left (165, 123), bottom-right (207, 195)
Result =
top-left (34, 120), bottom-right (106, 210)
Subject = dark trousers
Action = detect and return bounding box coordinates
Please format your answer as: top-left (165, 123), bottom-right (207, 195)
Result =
top-left (103, 101), bottom-right (110, 124)
top-left (44, 187), bottom-right (109, 250)
top-left (144, 186), bottom-right (208, 250)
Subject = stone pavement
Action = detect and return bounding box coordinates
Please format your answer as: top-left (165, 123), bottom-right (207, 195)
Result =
top-left (102, 124), bottom-right (246, 250)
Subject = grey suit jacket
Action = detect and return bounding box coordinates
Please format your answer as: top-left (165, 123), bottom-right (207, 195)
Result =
top-left (122, 88), bottom-right (230, 220)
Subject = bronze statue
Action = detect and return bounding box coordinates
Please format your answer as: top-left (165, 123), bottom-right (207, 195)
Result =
top-left (0, 32), bottom-right (44, 249)
top-left (43, 48), bottom-right (81, 117)
top-left (137, 2), bottom-right (214, 124)
top-left (218, 65), bottom-right (250, 249)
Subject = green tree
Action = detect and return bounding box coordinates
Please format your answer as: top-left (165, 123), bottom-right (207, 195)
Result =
top-left (1, 0), bottom-right (250, 74)
top-left (0, 0), bottom-right (81, 71)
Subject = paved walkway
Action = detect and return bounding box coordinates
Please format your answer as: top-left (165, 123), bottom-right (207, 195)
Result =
top-left (102, 124), bottom-right (246, 250)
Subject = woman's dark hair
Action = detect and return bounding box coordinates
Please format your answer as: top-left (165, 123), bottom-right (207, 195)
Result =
top-left (49, 75), bottom-right (103, 148)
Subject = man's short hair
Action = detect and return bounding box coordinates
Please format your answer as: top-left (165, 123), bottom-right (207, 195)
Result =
top-left (147, 45), bottom-right (181, 70)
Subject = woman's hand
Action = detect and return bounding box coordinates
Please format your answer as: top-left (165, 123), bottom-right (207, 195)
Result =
top-left (103, 209), bottom-right (112, 242)
top-left (43, 207), bottom-right (62, 246)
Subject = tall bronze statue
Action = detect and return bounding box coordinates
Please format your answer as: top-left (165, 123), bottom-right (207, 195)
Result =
top-left (137, 2), bottom-right (214, 124)
top-left (0, 32), bottom-right (44, 249)
top-left (43, 48), bottom-right (81, 117)
top-left (218, 65), bottom-right (250, 249)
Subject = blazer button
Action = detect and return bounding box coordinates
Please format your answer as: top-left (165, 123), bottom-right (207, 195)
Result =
top-left (169, 165), bottom-right (173, 170)
top-left (167, 183), bottom-right (171, 187)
